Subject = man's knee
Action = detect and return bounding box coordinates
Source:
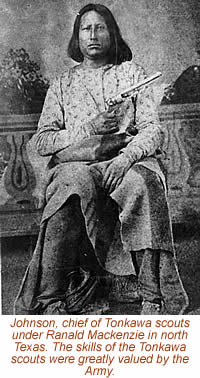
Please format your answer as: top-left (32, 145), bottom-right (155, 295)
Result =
top-left (111, 165), bottom-right (157, 211)
top-left (122, 165), bottom-right (161, 197)
top-left (54, 162), bottom-right (95, 192)
top-left (117, 167), bottom-right (146, 199)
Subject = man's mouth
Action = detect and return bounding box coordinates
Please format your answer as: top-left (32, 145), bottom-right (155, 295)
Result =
top-left (88, 44), bottom-right (101, 48)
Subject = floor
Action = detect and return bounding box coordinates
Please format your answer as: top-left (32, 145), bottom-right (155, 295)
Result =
top-left (1, 223), bottom-right (200, 315)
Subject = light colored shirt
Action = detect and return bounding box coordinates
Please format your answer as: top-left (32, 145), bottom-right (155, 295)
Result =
top-left (35, 60), bottom-right (162, 163)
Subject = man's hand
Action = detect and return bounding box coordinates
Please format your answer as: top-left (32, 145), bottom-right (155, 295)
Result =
top-left (103, 154), bottom-right (132, 193)
top-left (91, 104), bottom-right (123, 135)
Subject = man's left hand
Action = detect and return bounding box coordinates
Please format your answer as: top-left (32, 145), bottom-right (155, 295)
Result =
top-left (103, 154), bottom-right (132, 193)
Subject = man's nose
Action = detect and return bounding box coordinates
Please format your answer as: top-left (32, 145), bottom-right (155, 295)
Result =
top-left (90, 27), bottom-right (98, 40)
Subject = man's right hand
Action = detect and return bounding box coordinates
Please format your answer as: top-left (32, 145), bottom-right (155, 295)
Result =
top-left (91, 105), bottom-right (123, 135)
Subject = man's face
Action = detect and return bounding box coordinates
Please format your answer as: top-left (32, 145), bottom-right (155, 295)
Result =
top-left (79, 11), bottom-right (111, 61)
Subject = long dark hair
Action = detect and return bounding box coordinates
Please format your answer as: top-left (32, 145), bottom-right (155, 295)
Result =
top-left (68, 3), bottom-right (132, 65)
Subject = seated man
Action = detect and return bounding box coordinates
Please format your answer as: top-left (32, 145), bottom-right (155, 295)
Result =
top-left (14, 3), bottom-right (188, 315)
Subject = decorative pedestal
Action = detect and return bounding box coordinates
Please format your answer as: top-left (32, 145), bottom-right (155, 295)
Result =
top-left (0, 114), bottom-right (41, 237)
top-left (160, 103), bottom-right (200, 222)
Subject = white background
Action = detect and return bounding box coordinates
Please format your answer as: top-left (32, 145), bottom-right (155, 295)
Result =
top-left (1, 315), bottom-right (199, 378)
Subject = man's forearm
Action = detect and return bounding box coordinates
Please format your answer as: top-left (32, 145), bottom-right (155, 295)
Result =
top-left (121, 122), bottom-right (162, 163)
top-left (34, 129), bottom-right (72, 156)
top-left (35, 119), bottom-right (98, 156)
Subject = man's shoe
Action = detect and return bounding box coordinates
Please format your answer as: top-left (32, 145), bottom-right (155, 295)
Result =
top-left (108, 274), bottom-right (141, 303)
top-left (140, 301), bottom-right (162, 315)
top-left (42, 301), bottom-right (68, 315)
top-left (79, 299), bottom-right (110, 315)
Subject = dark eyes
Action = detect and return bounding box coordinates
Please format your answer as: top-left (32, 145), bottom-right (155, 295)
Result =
top-left (82, 26), bottom-right (91, 31)
top-left (97, 25), bottom-right (105, 30)
top-left (81, 25), bottom-right (106, 31)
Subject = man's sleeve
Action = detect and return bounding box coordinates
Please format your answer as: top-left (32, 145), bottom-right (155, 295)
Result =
top-left (34, 77), bottom-right (70, 156)
top-left (121, 65), bottom-right (162, 163)
top-left (34, 75), bottom-right (97, 156)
